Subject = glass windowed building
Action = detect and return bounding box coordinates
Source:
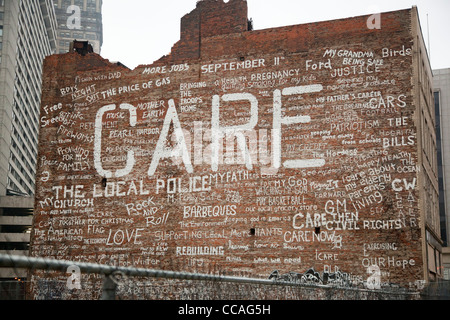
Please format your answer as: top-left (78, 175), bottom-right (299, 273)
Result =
top-left (434, 68), bottom-right (450, 280)
top-left (0, 0), bottom-right (57, 294)
top-left (0, 0), bottom-right (57, 197)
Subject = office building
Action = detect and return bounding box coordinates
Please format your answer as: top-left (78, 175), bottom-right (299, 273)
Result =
top-left (434, 68), bottom-right (450, 279)
top-left (53, 0), bottom-right (103, 54)
top-left (0, 0), bottom-right (57, 294)
top-left (29, 0), bottom-right (440, 299)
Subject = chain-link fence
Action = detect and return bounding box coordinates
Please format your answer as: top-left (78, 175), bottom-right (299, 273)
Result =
top-left (0, 253), bottom-right (432, 300)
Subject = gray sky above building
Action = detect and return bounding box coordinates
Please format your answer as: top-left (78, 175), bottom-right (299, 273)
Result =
top-left (101, 0), bottom-right (450, 70)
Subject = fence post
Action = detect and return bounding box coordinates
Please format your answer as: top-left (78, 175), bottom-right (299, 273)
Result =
top-left (101, 275), bottom-right (117, 300)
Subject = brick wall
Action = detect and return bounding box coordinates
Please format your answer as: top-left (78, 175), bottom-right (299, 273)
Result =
top-left (29, 0), bottom-right (433, 298)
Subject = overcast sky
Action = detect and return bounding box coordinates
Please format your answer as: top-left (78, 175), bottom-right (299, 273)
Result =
top-left (101, 0), bottom-right (450, 71)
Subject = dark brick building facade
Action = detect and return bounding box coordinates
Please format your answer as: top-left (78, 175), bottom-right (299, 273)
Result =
top-left (28, 0), bottom-right (439, 299)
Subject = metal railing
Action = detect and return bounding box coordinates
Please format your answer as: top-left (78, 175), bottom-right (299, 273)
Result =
top-left (0, 253), bottom-right (427, 300)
